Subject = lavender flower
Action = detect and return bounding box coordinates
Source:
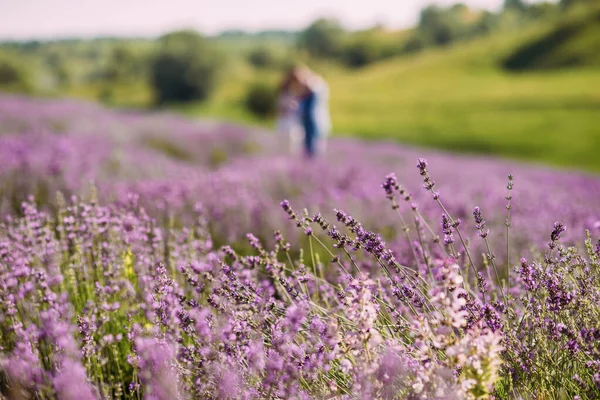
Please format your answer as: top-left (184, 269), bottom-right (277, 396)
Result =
top-left (0, 95), bottom-right (599, 400)
top-left (549, 221), bottom-right (566, 249)
top-left (473, 206), bottom-right (489, 238)
top-left (441, 214), bottom-right (455, 245)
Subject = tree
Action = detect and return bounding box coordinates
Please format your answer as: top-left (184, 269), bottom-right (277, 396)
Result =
top-left (418, 5), bottom-right (458, 46)
top-left (474, 11), bottom-right (500, 35)
top-left (0, 54), bottom-right (32, 92)
top-left (415, 4), bottom-right (488, 48)
top-left (504, 0), bottom-right (527, 12)
top-left (0, 60), bottom-right (22, 85)
top-left (298, 18), bottom-right (345, 58)
top-left (149, 30), bottom-right (221, 105)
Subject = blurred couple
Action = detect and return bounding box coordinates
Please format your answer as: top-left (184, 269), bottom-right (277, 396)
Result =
top-left (276, 66), bottom-right (331, 158)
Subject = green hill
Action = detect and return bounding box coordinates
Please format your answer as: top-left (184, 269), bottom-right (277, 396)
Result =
top-left (503, 7), bottom-right (600, 70)
top-left (322, 23), bottom-right (600, 172)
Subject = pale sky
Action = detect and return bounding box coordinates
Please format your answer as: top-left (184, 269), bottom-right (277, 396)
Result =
top-left (0, 0), bottom-right (535, 40)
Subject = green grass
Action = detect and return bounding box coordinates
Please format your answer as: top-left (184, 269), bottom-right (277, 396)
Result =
top-left (327, 52), bottom-right (600, 171)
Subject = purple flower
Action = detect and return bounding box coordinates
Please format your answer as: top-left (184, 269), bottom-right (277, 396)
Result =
top-left (441, 214), bottom-right (455, 245)
top-left (416, 158), bottom-right (428, 175)
top-left (550, 221), bottom-right (566, 246)
top-left (135, 338), bottom-right (179, 400)
top-left (53, 358), bottom-right (97, 400)
top-left (382, 173), bottom-right (399, 197)
top-left (473, 206), bottom-right (489, 238)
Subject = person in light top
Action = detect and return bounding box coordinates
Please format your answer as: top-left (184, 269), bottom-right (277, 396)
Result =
top-left (277, 66), bottom-right (331, 158)
top-left (276, 71), bottom-right (303, 154)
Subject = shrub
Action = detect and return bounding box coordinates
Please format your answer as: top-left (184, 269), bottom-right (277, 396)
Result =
top-left (149, 30), bottom-right (221, 105)
top-left (341, 39), bottom-right (381, 68)
top-left (403, 35), bottom-right (427, 53)
top-left (0, 54), bottom-right (32, 92)
top-left (247, 46), bottom-right (277, 68)
top-left (244, 82), bottom-right (276, 118)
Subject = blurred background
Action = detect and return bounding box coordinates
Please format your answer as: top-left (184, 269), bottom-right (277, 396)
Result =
top-left (1, 0), bottom-right (599, 172)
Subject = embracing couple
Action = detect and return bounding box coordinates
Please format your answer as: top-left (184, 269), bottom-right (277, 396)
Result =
top-left (276, 66), bottom-right (331, 158)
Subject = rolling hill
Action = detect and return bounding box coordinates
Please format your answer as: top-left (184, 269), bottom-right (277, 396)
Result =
top-left (323, 23), bottom-right (600, 171)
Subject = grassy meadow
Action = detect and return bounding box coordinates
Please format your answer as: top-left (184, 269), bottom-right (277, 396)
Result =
top-left (327, 37), bottom-right (600, 171)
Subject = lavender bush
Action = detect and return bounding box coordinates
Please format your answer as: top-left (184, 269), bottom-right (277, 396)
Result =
top-left (1, 95), bottom-right (600, 398)
top-left (1, 95), bottom-right (599, 257)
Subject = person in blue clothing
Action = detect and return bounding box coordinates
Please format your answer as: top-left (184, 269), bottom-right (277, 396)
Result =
top-left (288, 67), bottom-right (331, 158)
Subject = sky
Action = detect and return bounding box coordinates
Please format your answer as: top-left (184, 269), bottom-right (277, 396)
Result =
top-left (0, 0), bottom-right (525, 40)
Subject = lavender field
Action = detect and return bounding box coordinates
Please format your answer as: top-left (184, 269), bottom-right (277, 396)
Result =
top-left (1, 94), bottom-right (600, 399)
